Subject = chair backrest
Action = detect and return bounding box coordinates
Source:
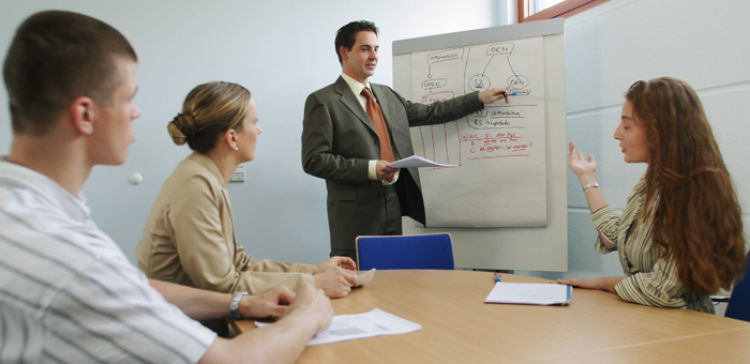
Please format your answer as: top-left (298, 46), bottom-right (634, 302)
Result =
top-left (725, 254), bottom-right (750, 322)
top-left (355, 233), bottom-right (454, 270)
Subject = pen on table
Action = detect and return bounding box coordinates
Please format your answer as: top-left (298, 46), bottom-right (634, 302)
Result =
top-left (494, 272), bottom-right (502, 283)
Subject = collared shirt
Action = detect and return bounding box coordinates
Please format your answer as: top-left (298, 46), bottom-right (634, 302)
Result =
top-left (341, 72), bottom-right (370, 112)
top-left (341, 73), bottom-right (399, 184)
top-left (0, 158), bottom-right (216, 363)
top-left (591, 178), bottom-right (712, 312)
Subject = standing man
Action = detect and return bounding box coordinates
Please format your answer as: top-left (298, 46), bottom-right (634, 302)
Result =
top-left (302, 20), bottom-right (508, 260)
top-left (0, 10), bottom-right (331, 363)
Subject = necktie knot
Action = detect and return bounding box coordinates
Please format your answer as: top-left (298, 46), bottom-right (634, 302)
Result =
top-left (361, 87), bottom-right (373, 100)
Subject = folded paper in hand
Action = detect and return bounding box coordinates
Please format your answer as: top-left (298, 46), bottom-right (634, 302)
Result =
top-left (484, 282), bottom-right (572, 305)
top-left (354, 268), bottom-right (376, 287)
top-left (388, 155), bottom-right (456, 168)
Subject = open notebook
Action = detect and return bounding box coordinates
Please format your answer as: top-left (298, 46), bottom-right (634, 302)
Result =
top-left (484, 282), bottom-right (572, 305)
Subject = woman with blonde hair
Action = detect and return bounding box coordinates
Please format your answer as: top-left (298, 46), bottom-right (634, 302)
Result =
top-left (137, 82), bottom-right (356, 333)
top-left (561, 77), bottom-right (746, 312)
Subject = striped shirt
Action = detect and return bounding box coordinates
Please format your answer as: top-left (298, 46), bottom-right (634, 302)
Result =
top-left (591, 178), bottom-right (712, 312)
top-left (0, 159), bottom-right (216, 363)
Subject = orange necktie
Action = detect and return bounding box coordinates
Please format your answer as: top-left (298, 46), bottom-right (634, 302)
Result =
top-left (361, 87), bottom-right (395, 164)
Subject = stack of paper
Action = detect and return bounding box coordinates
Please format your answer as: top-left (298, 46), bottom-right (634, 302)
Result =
top-left (257, 308), bottom-right (421, 346)
top-left (484, 282), bottom-right (572, 305)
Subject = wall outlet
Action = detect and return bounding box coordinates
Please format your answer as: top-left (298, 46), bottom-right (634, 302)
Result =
top-left (230, 166), bottom-right (245, 182)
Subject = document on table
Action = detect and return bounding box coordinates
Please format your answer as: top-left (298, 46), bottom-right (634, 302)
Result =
top-left (484, 282), bottom-right (572, 305)
top-left (388, 155), bottom-right (456, 168)
top-left (256, 308), bottom-right (421, 346)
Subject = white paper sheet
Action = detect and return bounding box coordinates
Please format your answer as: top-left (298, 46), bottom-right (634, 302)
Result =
top-left (388, 155), bottom-right (456, 168)
top-left (256, 308), bottom-right (421, 346)
top-left (484, 282), bottom-right (571, 305)
top-left (354, 268), bottom-right (376, 287)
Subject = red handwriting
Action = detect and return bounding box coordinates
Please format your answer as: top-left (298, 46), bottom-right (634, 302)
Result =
top-left (416, 91), bottom-right (535, 167)
top-left (461, 132), bottom-right (521, 143)
top-left (461, 131), bottom-right (534, 156)
top-left (473, 143), bottom-right (531, 153)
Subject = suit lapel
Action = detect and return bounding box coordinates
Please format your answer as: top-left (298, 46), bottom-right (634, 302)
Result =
top-left (334, 77), bottom-right (376, 135)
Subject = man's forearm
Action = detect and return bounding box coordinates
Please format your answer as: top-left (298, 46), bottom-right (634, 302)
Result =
top-left (149, 279), bottom-right (230, 320)
top-left (199, 310), bottom-right (320, 364)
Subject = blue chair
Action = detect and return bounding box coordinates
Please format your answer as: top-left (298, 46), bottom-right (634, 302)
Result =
top-left (355, 233), bottom-right (454, 270)
top-left (725, 254), bottom-right (750, 322)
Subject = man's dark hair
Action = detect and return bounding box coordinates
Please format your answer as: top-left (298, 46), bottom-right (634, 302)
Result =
top-left (334, 20), bottom-right (378, 64)
top-left (3, 10), bottom-right (137, 135)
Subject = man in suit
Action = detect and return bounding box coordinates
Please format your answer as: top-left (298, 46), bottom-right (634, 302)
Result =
top-left (302, 20), bottom-right (508, 260)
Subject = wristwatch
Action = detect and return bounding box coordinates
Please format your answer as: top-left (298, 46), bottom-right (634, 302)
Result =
top-left (229, 291), bottom-right (248, 319)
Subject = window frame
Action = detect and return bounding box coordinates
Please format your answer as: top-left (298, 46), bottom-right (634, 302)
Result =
top-left (518, 0), bottom-right (608, 23)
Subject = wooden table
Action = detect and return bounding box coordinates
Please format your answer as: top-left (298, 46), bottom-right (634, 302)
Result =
top-left (234, 270), bottom-right (750, 363)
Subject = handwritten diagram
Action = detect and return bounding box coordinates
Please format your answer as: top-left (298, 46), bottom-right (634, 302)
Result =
top-left (412, 38), bottom-right (543, 166)
top-left (407, 36), bottom-right (547, 227)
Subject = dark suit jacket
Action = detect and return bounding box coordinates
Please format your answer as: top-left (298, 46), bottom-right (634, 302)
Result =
top-left (301, 76), bottom-right (483, 253)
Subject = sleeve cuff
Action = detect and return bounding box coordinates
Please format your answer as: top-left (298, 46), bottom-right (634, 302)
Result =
top-left (368, 160), bottom-right (377, 180)
top-left (594, 237), bottom-right (617, 254)
top-left (298, 263), bottom-right (316, 274)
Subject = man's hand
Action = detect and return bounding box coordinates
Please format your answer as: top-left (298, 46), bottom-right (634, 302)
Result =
top-left (199, 286), bottom-right (331, 364)
top-left (313, 267), bottom-right (357, 298)
top-left (315, 256), bottom-right (357, 273)
top-left (287, 284), bottom-right (333, 334)
top-left (478, 87), bottom-right (510, 104)
top-left (375, 160), bottom-right (398, 182)
top-left (239, 286), bottom-right (295, 320)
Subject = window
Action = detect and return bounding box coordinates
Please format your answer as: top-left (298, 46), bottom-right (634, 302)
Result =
top-left (518, 0), bottom-right (608, 23)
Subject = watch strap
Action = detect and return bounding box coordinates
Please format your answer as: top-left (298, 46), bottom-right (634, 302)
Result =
top-left (229, 291), bottom-right (248, 320)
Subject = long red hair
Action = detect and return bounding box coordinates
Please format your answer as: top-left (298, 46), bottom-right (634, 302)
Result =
top-left (627, 77), bottom-right (746, 293)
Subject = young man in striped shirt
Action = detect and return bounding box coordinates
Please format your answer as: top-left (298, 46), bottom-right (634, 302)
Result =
top-left (0, 10), bottom-right (332, 363)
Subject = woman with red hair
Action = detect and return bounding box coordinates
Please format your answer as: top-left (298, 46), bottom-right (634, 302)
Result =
top-left (562, 77), bottom-right (746, 312)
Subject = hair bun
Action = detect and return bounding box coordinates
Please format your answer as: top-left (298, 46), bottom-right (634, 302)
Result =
top-left (167, 112), bottom-right (197, 145)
